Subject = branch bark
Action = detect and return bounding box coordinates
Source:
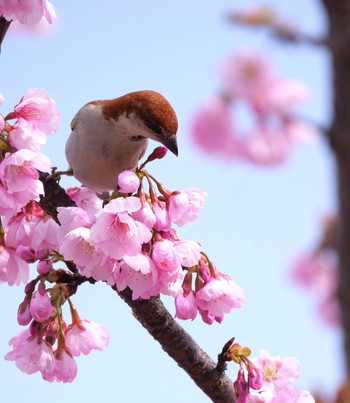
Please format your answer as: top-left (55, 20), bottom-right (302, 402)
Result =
top-left (39, 174), bottom-right (236, 402)
top-left (117, 287), bottom-right (235, 402)
top-left (227, 12), bottom-right (329, 47)
top-left (322, 0), bottom-right (350, 373)
top-left (0, 17), bottom-right (11, 53)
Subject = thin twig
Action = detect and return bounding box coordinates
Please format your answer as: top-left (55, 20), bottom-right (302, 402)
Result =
top-left (227, 13), bottom-right (329, 47)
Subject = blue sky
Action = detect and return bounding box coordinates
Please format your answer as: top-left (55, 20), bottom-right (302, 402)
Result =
top-left (0, 1), bottom-right (340, 402)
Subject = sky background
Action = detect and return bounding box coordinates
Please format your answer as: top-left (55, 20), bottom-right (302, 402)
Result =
top-left (0, 1), bottom-right (339, 402)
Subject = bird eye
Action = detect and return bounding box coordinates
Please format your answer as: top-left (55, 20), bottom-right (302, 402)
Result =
top-left (130, 135), bottom-right (145, 142)
top-left (149, 123), bottom-right (163, 135)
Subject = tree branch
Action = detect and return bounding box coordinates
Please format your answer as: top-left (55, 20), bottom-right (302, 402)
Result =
top-left (0, 17), bottom-right (11, 53)
top-left (227, 11), bottom-right (329, 47)
top-left (116, 287), bottom-right (235, 402)
top-left (321, 0), bottom-right (350, 372)
top-left (39, 174), bottom-right (236, 402)
top-left (38, 172), bottom-right (76, 223)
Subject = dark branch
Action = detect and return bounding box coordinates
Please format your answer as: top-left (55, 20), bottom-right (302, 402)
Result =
top-left (116, 287), bottom-right (235, 402)
top-left (39, 171), bottom-right (76, 223)
top-left (321, 0), bottom-right (350, 372)
top-left (227, 12), bottom-right (329, 47)
top-left (0, 17), bottom-right (11, 53)
top-left (216, 337), bottom-right (235, 374)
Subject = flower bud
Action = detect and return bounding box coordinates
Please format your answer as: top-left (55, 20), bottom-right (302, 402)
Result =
top-left (17, 297), bottom-right (32, 326)
top-left (117, 170), bottom-right (140, 194)
top-left (233, 368), bottom-right (249, 402)
top-left (37, 259), bottom-right (52, 275)
top-left (247, 362), bottom-right (263, 390)
top-left (24, 279), bottom-right (37, 295)
top-left (147, 146), bottom-right (168, 162)
top-left (29, 283), bottom-right (53, 322)
top-left (17, 246), bottom-right (36, 263)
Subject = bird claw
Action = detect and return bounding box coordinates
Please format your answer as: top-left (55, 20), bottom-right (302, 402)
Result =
top-left (45, 167), bottom-right (73, 183)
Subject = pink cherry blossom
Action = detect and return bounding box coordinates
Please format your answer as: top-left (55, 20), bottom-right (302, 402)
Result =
top-left (220, 51), bottom-right (276, 106)
top-left (59, 226), bottom-right (110, 280)
top-left (173, 239), bottom-right (201, 267)
top-left (175, 289), bottom-right (198, 320)
top-left (266, 79), bottom-right (309, 118)
top-left (247, 350), bottom-right (315, 402)
top-left (17, 297), bottom-right (32, 325)
top-left (247, 363), bottom-right (263, 390)
top-left (252, 350), bottom-right (301, 396)
top-left (4, 203), bottom-right (59, 250)
top-left (60, 226), bottom-right (117, 283)
top-left (117, 170), bottom-right (140, 193)
top-left (0, 0), bottom-right (56, 25)
top-left (144, 146), bottom-right (168, 162)
top-left (132, 193), bottom-right (157, 228)
top-left (267, 388), bottom-right (315, 403)
top-left (12, 88), bottom-right (60, 133)
top-left (4, 329), bottom-right (55, 377)
top-left (56, 206), bottom-right (96, 243)
top-left (290, 252), bottom-right (337, 292)
top-left (117, 253), bottom-right (159, 299)
top-left (191, 96), bottom-right (239, 158)
top-left (317, 292), bottom-right (340, 326)
top-left (196, 272), bottom-right (246, 321)
top-left (16, 245), bottom-right (37, 263)
top-left (42, 0), bottom-right (55, 24)
top-left (293, 390), bottom-right (316, 403)
top-left (0, 243), bottom-right (29, 286)
top-left (234, 368), bottom-right (250, 403)
top-left (8, 118), bottom-right (47, 152)
top-left (285, 120), bottom-right (318, 143)
top-left (152, 239), bottom-right (181, 272)
top-left (168, 188), bottom-right (206, 226)
top-left (90, 197), bottom-right (152, 260)
top-left (29, 282), bottom-right (53, 322)
top-left (240, 126), bottom-right (293, 166)
top-left (43, 348), bottom-right (77, 383)
top-left (290, 251), bottom-right (340, 326)
top-left (86, 257), bottom-right (117, 285)
top-left (151, 199), bottom-right (171, 232)
top-left (65, 319), bottom-right (109, 357)
top-left (37, 259), bottom-right (52, 274)
top-left (0, 149), bottom-right (51, 217)
top-left (66, 186), bottom-right (102, 214)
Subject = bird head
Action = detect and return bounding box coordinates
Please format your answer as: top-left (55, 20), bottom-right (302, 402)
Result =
top-left (98, 90), bottom-right (178, 156)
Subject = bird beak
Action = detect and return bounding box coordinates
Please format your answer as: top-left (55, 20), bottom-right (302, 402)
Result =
top-left (160, 135), bottom-right (178, 156)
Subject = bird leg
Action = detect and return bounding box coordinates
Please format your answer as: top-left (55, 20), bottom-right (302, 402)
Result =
top-left (45, 167), bottom-right (74, 183)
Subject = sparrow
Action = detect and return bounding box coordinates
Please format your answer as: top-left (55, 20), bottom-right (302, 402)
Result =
top-left (65, 90), bottom-right (178, 192)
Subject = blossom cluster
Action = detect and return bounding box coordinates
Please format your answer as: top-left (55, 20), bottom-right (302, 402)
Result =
top-left (191, 51), bottom-right (317, 166)
top-left (290, 214), bottom-right (339, 327)
top-left (0, 88), bottom-right (245, 381)
top-left (5, 285), bottom-right (109, 383)
top-left (0, 0), bottom-right (56, 25)
top-left (59, 165), bottom-right (245, 324)
top-left (0, 88), bottom-right (108, 382)
top-left (229, 344), bottom-right (314, 402)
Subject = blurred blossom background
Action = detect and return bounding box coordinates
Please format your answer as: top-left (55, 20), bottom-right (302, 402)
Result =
top-left (0, 1), bottom-right (339, 402)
